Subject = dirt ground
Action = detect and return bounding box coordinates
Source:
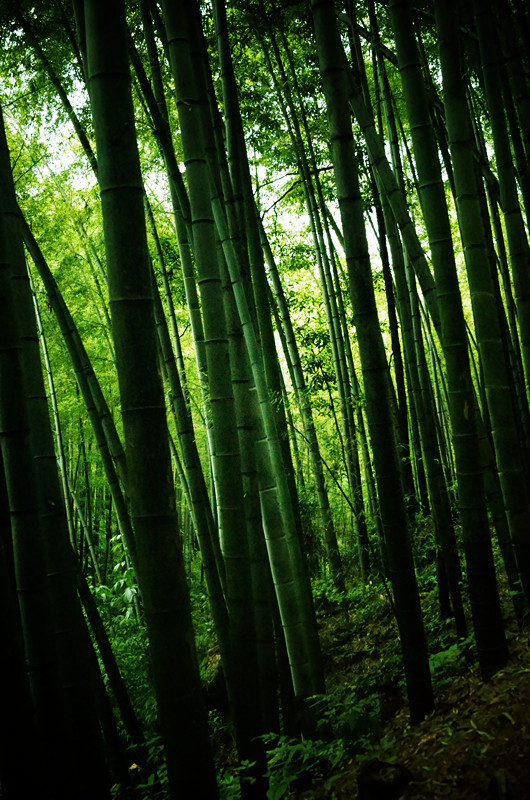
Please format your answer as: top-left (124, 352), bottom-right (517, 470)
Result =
top-left (297, 589), bottom-right (530, 800)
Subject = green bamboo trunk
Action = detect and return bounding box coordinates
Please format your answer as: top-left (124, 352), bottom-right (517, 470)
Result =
top-left (389, 0), bottom-right (508, 678)
top-left (84, 2), bottom-right (218, 796)
top-left (435, 0), bottom-right (530, 605)
top-left (311, 0), bottom-right (433, 722)
top-left (473, 0), bottom-right (530, 401)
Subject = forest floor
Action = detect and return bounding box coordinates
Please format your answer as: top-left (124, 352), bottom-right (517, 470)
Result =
top-left (294, 566), bottom-right (530, 800)
top-left (208, 520), bottom-right (530, 800)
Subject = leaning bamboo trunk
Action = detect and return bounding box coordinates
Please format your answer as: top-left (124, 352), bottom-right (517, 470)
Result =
top-left (84, 2), bottom-right (218, 797)
top-left (389, 0), bottom-right (508, 678)
top-left (435, 0), bottom-right (530, 606)
top-left (311, 0), bottom-right (433, 723)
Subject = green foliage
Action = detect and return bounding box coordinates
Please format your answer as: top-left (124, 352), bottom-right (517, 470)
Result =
top-left (111, 736), bottom-right (168, 800)
top-left (93, 551), bottom-right (157, 732)
top-left (187, 558), bottom-right (217, 676)
top-left (230, 688), bottom-right (385, 800)
top-left (311, 574), bottom-right (346, 607)
top-left (429, 639), bottom-right (472, 682)
top-left (260, 732), bottom-right (346, 800)
top-left (218, 759), bottom-right (257, 800)
top-left (310, 690), bottom-right (383, 753)
top-left (94, 539), bottom-right (139, 620)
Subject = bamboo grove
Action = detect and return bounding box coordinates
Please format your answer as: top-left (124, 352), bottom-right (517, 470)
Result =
top-left (0, 0), bottom-right (529, 797)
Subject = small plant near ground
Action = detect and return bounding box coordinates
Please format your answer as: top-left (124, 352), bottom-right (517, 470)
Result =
top-left (110, 736), bottom-right (168, 799)
top-left (310, 690), bottom-right (383, 753)
top-left (429, 636), bottom-right (474, 683)
top-left (312, 575), bottom-right (347, 608)
top-left (232, 689), bottom-right (387, 800)
top-left (218, 759), bottom-right (257, 800)
top-left (260, 732), bottom-right (347, 800)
